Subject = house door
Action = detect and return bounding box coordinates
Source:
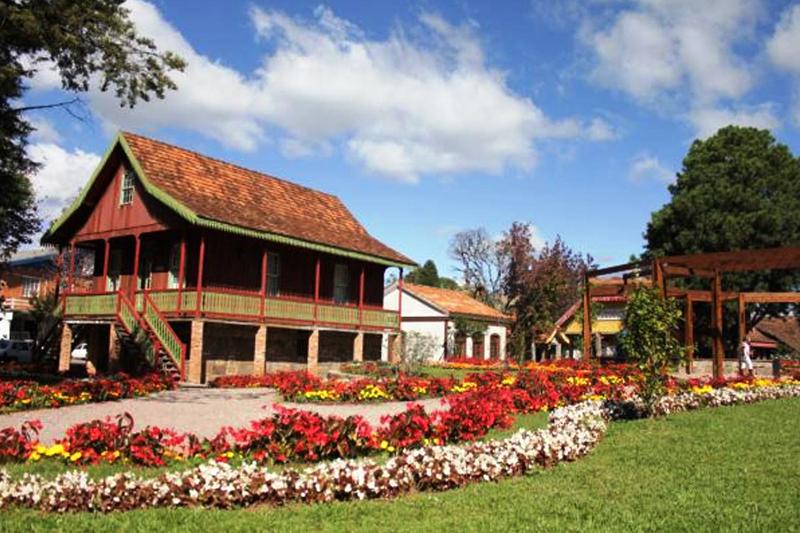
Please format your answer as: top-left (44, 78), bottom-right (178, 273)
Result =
top-left (455, 334), bottom-right (467, 357)
top-left (472, 335), bottom-right (484, 359)
top-left (490, 334), bottom-right (500, 359)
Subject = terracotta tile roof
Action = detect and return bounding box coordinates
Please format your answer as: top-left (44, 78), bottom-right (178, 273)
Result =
top-left (752, 317), bottom-right (800, 352)
top-left (121, 132), bottom-right (413, 266)
top-left (402, 282), bottom-right (511, 321)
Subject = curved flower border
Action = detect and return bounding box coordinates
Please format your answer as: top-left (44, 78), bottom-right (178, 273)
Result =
top-left (1, 382), bottom-right (799, 513)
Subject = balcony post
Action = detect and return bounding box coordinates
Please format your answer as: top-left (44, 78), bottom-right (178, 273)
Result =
top-left (195, 232), bottom-right (206, 319)
top-left (359, 266), bottom-right (365, 328)
top-left (177, 233), bottom-right (186, 312)
top-left (102, 239), bottom-right (110, 292)
top-left (313, 255), bottom-right (321, 323)
top-left (260, 248), bottom-right (267, 319)
top-left (67, 241), bottom-right (76, 292)
top-left (131, 234), bottom-right (141, 301)
top-left (55, 245), bottom-right (63, 310)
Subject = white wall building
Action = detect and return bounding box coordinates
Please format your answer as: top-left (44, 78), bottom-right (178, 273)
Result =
top-left (384, 282), bottom-right (511, 361)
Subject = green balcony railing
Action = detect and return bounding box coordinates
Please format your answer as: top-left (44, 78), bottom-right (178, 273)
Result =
top-left (64, 293), bottom-right (117, 316)
top-left (362, 308), bottom-right (400, 329)
top-left (201, 290), bottom-right (261, 318)
top-left (317, 303), bottom-right (360, 326)
top-left (265, 297), bottom-right (315, 322)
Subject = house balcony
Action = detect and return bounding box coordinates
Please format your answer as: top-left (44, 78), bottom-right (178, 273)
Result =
top-left (62, 286), bottom-right (399, 331)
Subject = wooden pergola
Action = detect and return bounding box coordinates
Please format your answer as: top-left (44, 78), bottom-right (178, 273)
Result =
top-left (583, 246), bottom-right (800, 378)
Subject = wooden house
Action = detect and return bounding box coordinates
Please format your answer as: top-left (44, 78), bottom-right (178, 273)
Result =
top-left (42, 132), bottom-right (415, 383)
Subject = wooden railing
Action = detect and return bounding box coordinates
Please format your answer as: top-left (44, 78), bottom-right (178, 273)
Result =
top-left (63, 288), bottom-right (399, 331)
top-left (141, 293), bottom-right (185, 380)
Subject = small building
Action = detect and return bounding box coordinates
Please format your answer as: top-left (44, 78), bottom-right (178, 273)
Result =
top-left (384, 282), bottom-right (511, 361)
top-left (0, 249), bottom-right (59, 340)
top-left (748, 317), bottom-right (800, 358)
top-left (42, 132), bottom-right (415, 382)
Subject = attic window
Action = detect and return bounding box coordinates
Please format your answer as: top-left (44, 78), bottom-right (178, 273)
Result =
top-left (120, 167), bottom-right (135, 205)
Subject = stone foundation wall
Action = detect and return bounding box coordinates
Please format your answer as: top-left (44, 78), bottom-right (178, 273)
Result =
top-left (318, 330), bottom-right (356, 363)
top-left (364, 333), bottom-right (382, 361)
top-left (203, 323), bottom-right (258, 382)
top-left (266, 327), bottom-right (308, 363)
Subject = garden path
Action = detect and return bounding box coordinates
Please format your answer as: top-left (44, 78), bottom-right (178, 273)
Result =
top-left (0, 388), bottom-right (448, 444)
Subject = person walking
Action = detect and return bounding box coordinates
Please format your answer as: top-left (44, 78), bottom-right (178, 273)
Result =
top-left (740, 336), bottom-right (754, 378)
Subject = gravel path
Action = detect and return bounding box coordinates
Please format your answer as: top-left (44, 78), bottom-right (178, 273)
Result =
top-left (0, 388), bottom-right (449, 444)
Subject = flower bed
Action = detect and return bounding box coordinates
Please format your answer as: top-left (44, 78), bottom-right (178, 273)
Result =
top-left (210, 361), bottom-right (644, 404)
top-left (2, 379), bottom-right (800, 513)
top-left (0, 373), bottom-right (174, 414)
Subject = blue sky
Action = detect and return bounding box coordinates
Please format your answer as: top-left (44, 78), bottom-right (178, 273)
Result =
top-left (21, 0), bottom-right (800, 277)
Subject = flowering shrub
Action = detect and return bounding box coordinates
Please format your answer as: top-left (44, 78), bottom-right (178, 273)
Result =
top-left (0, 400), bottom-right (608, 513)
top-left (0, 373), bottom-right (173, 413)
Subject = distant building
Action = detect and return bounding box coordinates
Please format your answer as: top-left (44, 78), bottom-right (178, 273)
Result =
top-left (748, 317), bottom-right (800, 358)
top-left (0, 249), bottom-right (58, 340)
top-left (384, 282), bottom-right (511, 361)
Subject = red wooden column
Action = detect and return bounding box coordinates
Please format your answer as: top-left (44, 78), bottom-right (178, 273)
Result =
top-left (313, 255), bottom-right (321, 323)
top-left (260, 249), bottom-right (268, 319)
top-left (711, 269), bottom-right (724, 379)
top-left (582, 272), bottom-right (591, 358)
top-left (131, 234), bottom-right (141, 301)
top-left (358, 266), bottom-right (365, 327)
top-left (177, 234), bottom-right (186, 312)
top-left (67, 241), bottom-right (76, 292)
top-left (684, 295), bottom-right (694, 373)
top-left (55, 246), bottom-right (64, 313)
top-left (102, 239), bottom-right (110, 292)
top-left (195, 233), bottom-right (206, 318)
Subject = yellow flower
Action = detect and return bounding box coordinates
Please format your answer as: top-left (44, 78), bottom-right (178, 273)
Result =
top-left (28, 452), bottom-right (41, 461)
top-left (380, 440), bottom-right (389, 449)
top-left (70, 452), bottom-right (82, 462)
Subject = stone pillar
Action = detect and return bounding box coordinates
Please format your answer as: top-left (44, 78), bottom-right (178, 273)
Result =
top-left (353, 331), bottom-right (364, 362)
top-left (188, 320), bottom-right (204, 383)
top-left (254, 325), bottom-right (267, 376)
top-left (555, 342), bottom-right (562, 360)
top-left (307, 329), bottom-right (319, 373)
top-left (108, 325), bottom-right (121, 372)
top-left (388, 333), bottom-right (403, 364)
top-left (58, 323), bottom-right (72, 372)
top-left (595, 333), bottom-right (602, 358)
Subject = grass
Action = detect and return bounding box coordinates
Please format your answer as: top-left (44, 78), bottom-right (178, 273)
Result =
top-left (2, 397), bottom-right (798, 532)
top-left (419, 366), bottom-right (516, 380)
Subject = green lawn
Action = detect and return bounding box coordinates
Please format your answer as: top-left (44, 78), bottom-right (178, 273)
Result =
top-left (419, 366), bottom-right (516, 379)
top-left (2, 398), bottom-right (799, 532)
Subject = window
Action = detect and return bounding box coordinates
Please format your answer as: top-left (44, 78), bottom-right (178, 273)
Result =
top-left (490, 334), bottom-right (501, 360)
top-left (472, 335), bottom-right (485, 359)
top-left (120, 167), bottom-right (135, 205)
top-left (168, 242), bottom-right (182, 289)
top-left (21, 277), bottom-right (40, 298)
top-left (266, 253), bottom-right (280, 296)
top-left (333, 263), bottom-right (349, 303)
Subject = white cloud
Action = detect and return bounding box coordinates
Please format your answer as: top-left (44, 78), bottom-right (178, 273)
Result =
top-left (767, 4), bottom-right (800, 124)
top-left (582, 0), bottom-right (772, 137)
top-left (585, 117), bottom-right (619, 141)
top-left (628, 152), bottom-right (673, 183)
top-left (585, 0), bottom-right (759, 104)
top-left (27, 143), bottom-right (102, 222)
top-left (28, 1), bottom-right (616, 183)
top-left (688, 104), bottom-right (781, 139)
top-left (28, 116), bottom-right (62, 143)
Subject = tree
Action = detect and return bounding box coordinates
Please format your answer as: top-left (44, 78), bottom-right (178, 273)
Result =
top-left (437, 277), bottom-right (460, 290)
top-left (499, 224), bottom-right (594, 360)
top-left (645, 126), bottom-right (800, 325)
top-left (405, 260), bottom-right (440, 287)
top-left (0, 0), bottom-right (186, 259)
top-left (449, 228), bottom-right (508, 309)
top-left (619, 286), bottom-right (684, 416)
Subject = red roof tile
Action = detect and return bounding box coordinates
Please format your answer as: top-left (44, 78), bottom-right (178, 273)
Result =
top-left (752, 317), bottom-right (800, 352)
top-left (402, 283), bottom-right (511, 321)
top-left (121, 132), bottom-right (413, 266)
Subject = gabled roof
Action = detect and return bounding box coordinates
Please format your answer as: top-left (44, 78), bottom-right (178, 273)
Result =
top-left (752, 317), bottom-right (800, 352)
top-left (43, 132), bottom-right (415, 268)
top-left (399, 282), bottom-right (511, 322)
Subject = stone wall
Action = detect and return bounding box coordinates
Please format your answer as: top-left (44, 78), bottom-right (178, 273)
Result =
top-left (364, 333), bottom-right (382, 361)
top-left (203, 323), bottom-right (258, 382)
top-left (318, 330), bottom-right (356, 363)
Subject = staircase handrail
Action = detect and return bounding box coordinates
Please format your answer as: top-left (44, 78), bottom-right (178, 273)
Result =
top-left (141, 292), bottom-right (186, 381)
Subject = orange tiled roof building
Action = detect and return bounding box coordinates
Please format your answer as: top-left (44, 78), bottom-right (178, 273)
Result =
top-left (43, 132), bottom-right (415, 382)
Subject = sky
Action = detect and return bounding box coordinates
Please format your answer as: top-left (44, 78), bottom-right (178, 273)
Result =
top-left (20, 0), bottom-right (800, 278)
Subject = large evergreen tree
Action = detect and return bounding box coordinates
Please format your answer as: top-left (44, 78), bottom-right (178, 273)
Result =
top-left (0, 0), bottom-right (185, 259)
top-left (645, 126), bottom-right (800, 322)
